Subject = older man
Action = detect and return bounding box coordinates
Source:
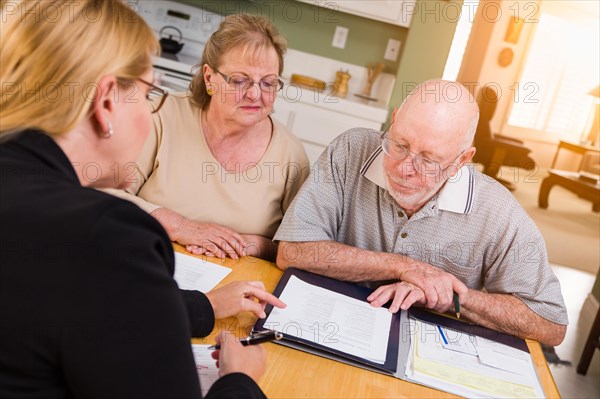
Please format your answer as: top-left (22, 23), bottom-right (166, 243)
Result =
top-left (274, 80), bottom-right (567, 346)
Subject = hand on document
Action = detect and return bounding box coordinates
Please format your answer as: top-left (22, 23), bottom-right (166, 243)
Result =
top-left (211, 331), bottom-right (266, 382)
top-left (206, 280), bottom-right (287, 319)
top-left (398, 259), bottom-right (468, 313)
top-left (367, 281), bottom-right (426, 312)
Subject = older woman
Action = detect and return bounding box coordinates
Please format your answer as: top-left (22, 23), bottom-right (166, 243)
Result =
top-left (0, 1), bottom-right (281, 398)
top-left (111, 14), bottom-right (309, 261)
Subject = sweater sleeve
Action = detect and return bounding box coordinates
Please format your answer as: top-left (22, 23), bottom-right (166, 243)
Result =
top-left (206, 373), bottom-right (267, 399)
top-left (180, 289), bottom-right (216, 338)
top-left (60, 200), bottom-right (202, 399)
top-left (60, 200), bottom-right (265, 399)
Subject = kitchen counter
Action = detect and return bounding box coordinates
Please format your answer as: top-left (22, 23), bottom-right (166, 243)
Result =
top-left (278, 78), bottom-right (389, 125)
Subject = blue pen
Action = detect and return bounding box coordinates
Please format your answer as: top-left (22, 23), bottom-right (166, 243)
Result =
top-left (437, 325), bottom-right (449, 345)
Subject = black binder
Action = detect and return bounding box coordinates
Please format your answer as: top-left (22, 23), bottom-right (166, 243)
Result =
top-left (253, 268), bottom-right (537, 388)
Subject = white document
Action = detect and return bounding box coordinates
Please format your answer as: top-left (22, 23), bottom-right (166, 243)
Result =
top-left (475, 336), bottom-right (533, 374)
top-left (263, 275), bottom-right (392, 364)
top-left (406, 319), bottom-right (546, 399)
top-left (191, 344), bottom-right (219, 397)
top-left (174, 252), bottom-right (231, 292)
top-left (438, 325), bottom-right (478, 355)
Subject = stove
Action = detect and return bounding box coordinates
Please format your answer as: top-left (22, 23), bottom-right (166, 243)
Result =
top-left (133, 0), bottom-right (222, 92)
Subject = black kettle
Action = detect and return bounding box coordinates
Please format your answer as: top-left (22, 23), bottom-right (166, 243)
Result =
top-left (159, 26), bottom-right (185, 55)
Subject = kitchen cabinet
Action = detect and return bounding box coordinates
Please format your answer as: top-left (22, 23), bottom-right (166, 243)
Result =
top-left (273, 94), bottom-right (385, 163)
top-left (297, 0), bottom-right (416, 28)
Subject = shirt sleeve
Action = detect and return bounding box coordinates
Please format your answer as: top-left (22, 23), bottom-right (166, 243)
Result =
top-left (274, 131), bottom-right (352, 243)
top-left (481, 203), bottom-right (568, 325)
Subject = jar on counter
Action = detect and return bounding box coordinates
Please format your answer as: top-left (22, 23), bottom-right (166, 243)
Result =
top-left (332, 69), bottom-right (351, 98)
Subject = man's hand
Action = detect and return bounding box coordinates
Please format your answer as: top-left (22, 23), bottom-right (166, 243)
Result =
top-left (205, 281), bottom-right (286, 319)
top-left (277, 241), bottom-right (468, 313)
top-left (367, 281), bottom-right (426, 312)
top-left (399, 259), bottom-right (468, 313)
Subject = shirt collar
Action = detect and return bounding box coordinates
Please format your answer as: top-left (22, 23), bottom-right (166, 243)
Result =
top-left (360, 146), bottom-right (474, 214)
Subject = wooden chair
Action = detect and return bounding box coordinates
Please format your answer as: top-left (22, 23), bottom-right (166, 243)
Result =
top-left (577, 307), bottom-right (600, 375)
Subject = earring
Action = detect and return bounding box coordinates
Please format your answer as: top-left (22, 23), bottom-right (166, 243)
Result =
top-left (206, 86), bottom-right (214, 96)
top-left (103, 122), bottom-right (113, 139)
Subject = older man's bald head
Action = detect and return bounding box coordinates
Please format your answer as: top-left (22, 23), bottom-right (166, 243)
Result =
top-left (396, 80), bottom-right (479, 149)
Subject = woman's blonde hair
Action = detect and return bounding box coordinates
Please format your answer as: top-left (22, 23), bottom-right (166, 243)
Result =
top-left (0, 0), bottom-right (159, 138)
top-left (190, 14), bottom-right (287, 109)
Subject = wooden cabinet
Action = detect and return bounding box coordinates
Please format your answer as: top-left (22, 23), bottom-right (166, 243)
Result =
top-left (297, 0), bottom-right (416, 28)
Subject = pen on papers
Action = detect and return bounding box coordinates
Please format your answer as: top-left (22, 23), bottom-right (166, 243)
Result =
top-left (437, 325), bottom-right (449, 345)
top-left (453, 292), bottom-right (461, 319)
top-left (207, 330), bottom-right (283, 350)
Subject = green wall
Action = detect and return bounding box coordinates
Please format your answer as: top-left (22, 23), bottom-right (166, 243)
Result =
top-left (175, 0), bottom-right (461, 117)
top-left (390, 0), bottom-right (463, 108)
top-left (175, 0), bottom-right (407, 72)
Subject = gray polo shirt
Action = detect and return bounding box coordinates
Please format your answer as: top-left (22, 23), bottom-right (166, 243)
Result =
top-left (275, 128), bottom-right (568, 325)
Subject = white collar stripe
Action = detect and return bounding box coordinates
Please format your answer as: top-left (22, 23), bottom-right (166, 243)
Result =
top-left (359, 146), bottom-right (382, 176)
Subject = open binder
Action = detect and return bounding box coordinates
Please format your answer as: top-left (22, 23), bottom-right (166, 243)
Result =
top-left (254, 268), bottom-right (546, 398)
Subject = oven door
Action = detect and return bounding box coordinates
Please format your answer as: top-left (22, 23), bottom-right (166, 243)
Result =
top-left (152, 56), bottom-right (195, 93)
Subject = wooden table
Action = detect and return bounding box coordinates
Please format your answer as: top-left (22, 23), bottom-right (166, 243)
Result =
top-left (550, 140), bottom-right (600, 170)
top-left (539, 170), bottom-right (600, 212)
top-left (175, 245), bottom-right (561, 398)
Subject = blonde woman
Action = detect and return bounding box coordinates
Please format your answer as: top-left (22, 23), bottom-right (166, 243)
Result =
top-left (110, 14), bottom-right (309, 261)
top-left (0, 1), bottom-right (281, 397)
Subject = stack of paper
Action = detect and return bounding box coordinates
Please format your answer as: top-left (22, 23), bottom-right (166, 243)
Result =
top-left (405, 319), bottom-right (546, 399)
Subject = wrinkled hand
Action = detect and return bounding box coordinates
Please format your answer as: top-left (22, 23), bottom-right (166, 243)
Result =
top-left (205, 281), bottom-right (286, 319)
top-left (367, 282), bottom-right (426, 313)
top-left (399, 259), bottom-right (468, 313)
top-left (188, 234), bottom-right (276, 261)
top-left (211, 331), bottom-right (266, 382)
top-left (172, 219), bottom-right (247, 259)
top-left (239, 234), bottom-right (277, 260)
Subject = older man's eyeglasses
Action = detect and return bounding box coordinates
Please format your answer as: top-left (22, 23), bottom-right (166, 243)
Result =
top-left (137, 78), bottom-right (168, 114)
top-left (381, 133), bottom-right (466, 177)
top-left (214, 69), bottom-right (284, 94)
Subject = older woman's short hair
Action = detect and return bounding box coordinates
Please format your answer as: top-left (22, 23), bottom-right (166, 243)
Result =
top-left (190, 14), bottom-right (287, 109)
top-left (0, 0), bottom-right (159, 139)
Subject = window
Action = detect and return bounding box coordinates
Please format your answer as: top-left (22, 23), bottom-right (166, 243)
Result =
top-left (443, 0), bottom-right (480, 81)
top-left (506, 7), bottom-right (599, 142)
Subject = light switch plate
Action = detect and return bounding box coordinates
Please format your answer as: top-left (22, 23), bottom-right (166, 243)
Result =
top-left (384, 39), bottom-right (401, 61)
top-left (332, 26), bottom-right (349, 49)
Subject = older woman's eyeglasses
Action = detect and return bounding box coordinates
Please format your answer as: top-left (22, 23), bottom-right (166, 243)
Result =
top-left (137, 78), bottom-right (168, 114)
top-left (214, 69), bottom-right (284, 94)
top-left (381, 131), bottom-right (466, 177)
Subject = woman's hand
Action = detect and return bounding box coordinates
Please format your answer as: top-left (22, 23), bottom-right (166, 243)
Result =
top-left (186, 234), bottom-right (277, 261)
top-left (205, 281), bottom-right (286, 319)
top-left (150, 208), bottom-right (247, 259)
top-left (211, 331), bottom-right (266, 382)
top-left (367, 282), bottom-right (426, 313)
top-left (239, 234), bottom-right (277, 261)
top-left (176, 220), bottom-right (247, 259)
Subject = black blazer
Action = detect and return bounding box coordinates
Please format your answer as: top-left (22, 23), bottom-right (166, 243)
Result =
top-left (0, 131), bottom-right (265, 399)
